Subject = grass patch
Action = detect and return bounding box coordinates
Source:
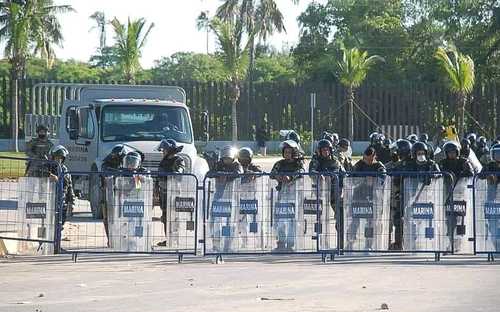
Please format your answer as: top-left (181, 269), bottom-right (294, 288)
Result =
top-left (0, 152), bottom-right (27, 178)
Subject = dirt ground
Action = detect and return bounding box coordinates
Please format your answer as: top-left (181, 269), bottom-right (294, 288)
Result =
top-left (1, 254), bottom-right (500, 312)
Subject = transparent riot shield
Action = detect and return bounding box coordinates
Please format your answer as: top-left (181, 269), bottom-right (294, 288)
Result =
top-left (343, 175), bottom-right (391, 252)
top-left (474, 176), bottom-right (500, 254)
top-left (206, 176), bottom-right (238, 253)
top-left (270, 176), bottom-right (306, 252)
top-left (156, 175), bottom-right (197, 252)
top-left (233, 175), bottom-right (270, 252)
top-left (107, 176), bottom-right (153, 252)
top-left (16, 177), bottom-right (56, 255)
top-left (445, 177), bottom-right (474, 254)
top-left (317, 175), bottom-right (338, 252)
top-left (402, 176), bottom-right (449, 252)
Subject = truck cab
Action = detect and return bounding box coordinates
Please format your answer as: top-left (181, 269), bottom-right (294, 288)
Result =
top-left (25, 83), bottom-right (209, 218)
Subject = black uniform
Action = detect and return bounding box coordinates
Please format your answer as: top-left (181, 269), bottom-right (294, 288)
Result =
top-left (439, 158), bottom-right (474, 179)
top-left (157, 154), bottom-right (186, 231)
top-left (403, 159), bottom-right (440, 172)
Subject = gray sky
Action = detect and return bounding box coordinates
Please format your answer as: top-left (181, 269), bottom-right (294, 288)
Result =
top-left (53, 0), bottom-right (316, 68)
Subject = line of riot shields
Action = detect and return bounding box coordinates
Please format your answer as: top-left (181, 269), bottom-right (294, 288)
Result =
top-left (0, 157), bottom-right (64, 256)
top-left (1, 158), bottom-right (500, 261)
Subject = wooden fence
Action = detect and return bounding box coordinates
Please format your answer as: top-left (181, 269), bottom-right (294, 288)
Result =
top-left (0, 78), bottom-right (498, 140)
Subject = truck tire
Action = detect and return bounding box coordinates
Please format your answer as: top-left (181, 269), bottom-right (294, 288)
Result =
top-left (89, 167), bottom-right (103, 219)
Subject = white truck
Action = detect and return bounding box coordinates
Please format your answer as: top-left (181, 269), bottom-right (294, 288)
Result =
top-left (25, 83), bottom-right (210, 218)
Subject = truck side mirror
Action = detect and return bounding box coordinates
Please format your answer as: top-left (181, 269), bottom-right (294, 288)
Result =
top-left (202, 111), bottom-right (209, 142)
top-left (67, 108), bottom-right (80, 140)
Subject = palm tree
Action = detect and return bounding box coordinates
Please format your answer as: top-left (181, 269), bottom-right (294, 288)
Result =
top-left (196, 10), bottom-right (210, 54)
top-left (434, 45), bottom-right (475, 135)
top-left (0, 0), bottom-right (73, 151)
top-left (89, 11), bottom-right (106, 50)
top-left (216, 0), bottom-right (297, 82)
top-left (110, 17), bottom-right (154, 84)
top-left (209, 17), bottom-right (254, 142)
top-left (337, 47), bottom-right (384, 141)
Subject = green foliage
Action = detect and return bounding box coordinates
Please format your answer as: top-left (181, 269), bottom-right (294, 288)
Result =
top-left (253, 53), bottom-right (298, 83)
top-left (337, 47), bottom-right (384, 88)
top-left (151, 52), bottom-right (226, 82)
top-left (110, 17), bottom-right (154, 83)
top-left (434, 45), bottom-right (475, 95)
top-left (293, 0), bottom-right (500, 84)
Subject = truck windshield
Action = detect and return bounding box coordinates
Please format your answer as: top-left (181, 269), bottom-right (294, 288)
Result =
top-left (101, 105), bottom-right (193, 143)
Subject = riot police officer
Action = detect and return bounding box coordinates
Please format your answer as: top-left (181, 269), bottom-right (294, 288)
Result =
top-left (309, 139), bottom-right (344, 174)
top-left (376, 137), bottom-right (392, 164)
top-left (476, 136), bottom-right (489, 162)
top-left (271, 140), bottom-right (305, 190)
top-left (385, 139), bottom-right (412, 170)
top-left (439, 141), bottom-right (474, 179)
top-left (404, 142), bottom-right (440, 172)
top-left (102, 144), bottom-right (132, 172)
top-left (270, 140), bottom-right (305, 251)
top-left (335, 138), bottom-right (353, 171)
top-left (353, 147), bottom-right (386, 173)
top-left (211, 146), bottom-right (243, 176)
top-left (480, 143), bottom-right (500, 178)
top-left (48, 145), bottom-right (74, 225)
top-left (407, 134), bottom-right (418, 144)
top-left (419, 133), bottom-right (435, 160)
top-left (26, 125), bottom-right (54, 176)
top-left (156, 139), bottom-right (186, 247)
top-left (466, 133), bottom-right (478, 154)
top-left (237, 147), bottom-right (262, 174)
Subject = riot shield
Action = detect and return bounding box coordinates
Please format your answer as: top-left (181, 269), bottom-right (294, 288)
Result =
top-left (402, 176), bottom-right (449, 252)
top-left (343, 175), bottom-right (391, 252)
top-left (445, 177), bottom-right (474, 254)
top-left (107, 176), bottom-right (153, 252)
top-left (316, 175), bottom-right (338, 252)
top-left (16, 177), bottom-right (56, 255)
top-left (271, 177), bottom-right (306, 252)
top-left (156, 175), bottom-right (197, 251)
top-left (474, 176), bottom-right (500, 254)
top-left (206, 177), bottom-right (238, 253)
top-left (233, 175), bottom-right (270, 252)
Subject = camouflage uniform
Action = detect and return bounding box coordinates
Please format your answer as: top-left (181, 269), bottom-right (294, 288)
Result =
top-left (270, 158), bottom-right (305, 191)
top-left (48, 162), bottom-right (74, 225)
top-left (334, 149), bottom-right (353, 172)
top-left (26, 137), bottom-right (54, 177)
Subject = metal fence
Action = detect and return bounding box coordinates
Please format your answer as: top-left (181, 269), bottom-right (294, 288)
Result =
top-left (0, 157), bottom-right (63, 255)
top-left (1, 164), bottom-right (500, 262)
top-left (473, 172), bottom-right (500, 261)
top-left (59, 172), bottom-right (199, 262)
top-left (202, 173), bottom-right (337, 261)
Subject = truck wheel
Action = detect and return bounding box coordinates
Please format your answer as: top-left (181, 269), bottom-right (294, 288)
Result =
top-left (89, 168), bottom-right (103, 219)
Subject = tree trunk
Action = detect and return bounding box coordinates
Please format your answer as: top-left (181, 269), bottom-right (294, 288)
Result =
top-left (460, 93), bottom-right (466, 136)
top-left (10, 69), bottom-right (19, 152)
top-left (230, 82), bottom-right (240, 144)
top-left (347, 86), bottom-right (355, 142)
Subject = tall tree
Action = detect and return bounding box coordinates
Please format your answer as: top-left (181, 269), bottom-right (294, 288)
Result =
top-left (89, 11), bottom-right (106, 50)
top-left (216, 0), bottom-right (297, 82)
top-left (434, 44), bottom-right (475, 135)
top-left (209, 17), bottom-right (253, 142)
top-left (110, 17), bottom-right (154, 83)
top-left (337, 46), bottom-right (384, 141)
top-left (0, 0), bottom-right (73, 151)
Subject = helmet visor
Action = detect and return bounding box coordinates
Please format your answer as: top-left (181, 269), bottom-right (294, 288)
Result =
top-left (124, 155), bottom-right (141, 169)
